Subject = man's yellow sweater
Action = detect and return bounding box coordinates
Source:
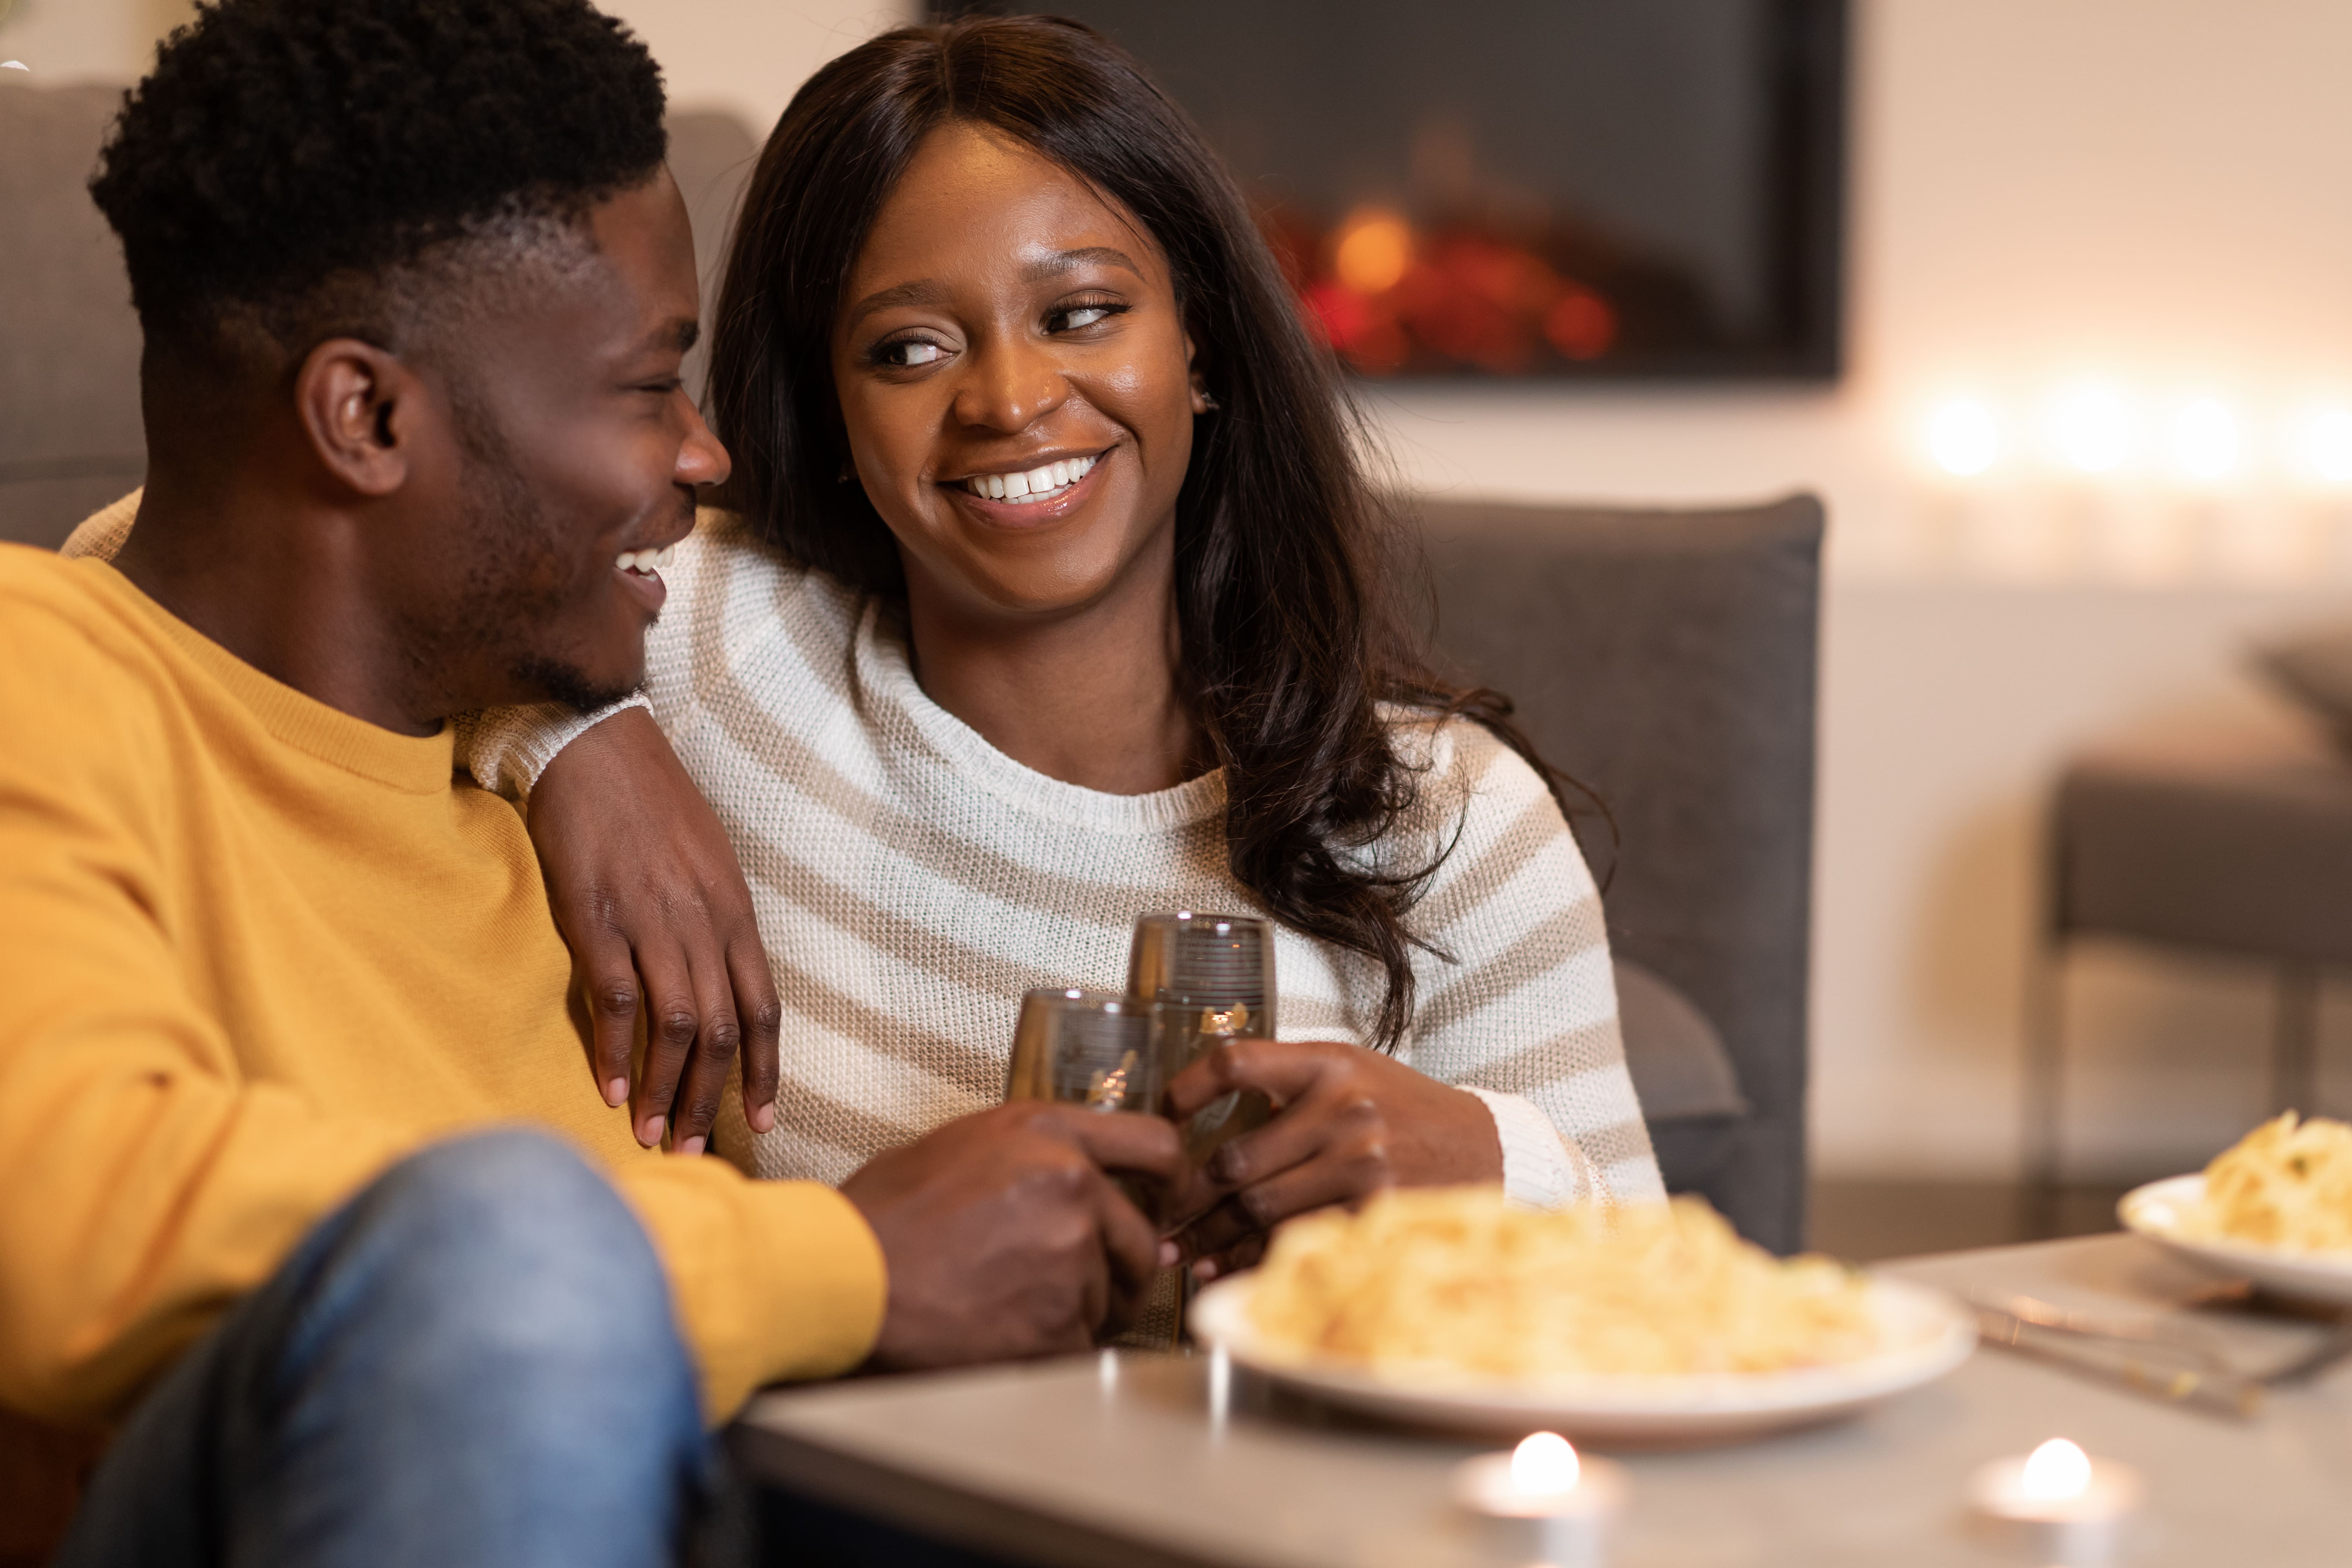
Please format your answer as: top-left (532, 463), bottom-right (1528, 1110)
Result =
top-left (0, 543), bottom-right (886, 1437)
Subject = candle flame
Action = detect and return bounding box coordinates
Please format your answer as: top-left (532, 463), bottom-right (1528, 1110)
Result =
top-left (1509, 1431), bottom-right (1580, 1496)
top-left (2020, 1438), bottom-right (2092, 1502)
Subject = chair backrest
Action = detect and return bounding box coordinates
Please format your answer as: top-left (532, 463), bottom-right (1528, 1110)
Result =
top-left (0, 83), bottom-right (760, 550)
top-left (1412, 494), bottom-right (1824, 1252)
top-left (0, 81), bottom-right (143, 548)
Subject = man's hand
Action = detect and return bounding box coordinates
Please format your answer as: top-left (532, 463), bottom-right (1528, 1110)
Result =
top-left (1164, 1039), bottom-right (1501, 1278)
top-left (526, 706), bottom-right (779, 1154)
top-left (841, 1103), bottom-right (1186, 1369)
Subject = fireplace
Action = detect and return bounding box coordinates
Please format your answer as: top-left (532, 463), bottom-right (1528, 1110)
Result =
top-left (941, 1), bottom-right (1846, 382)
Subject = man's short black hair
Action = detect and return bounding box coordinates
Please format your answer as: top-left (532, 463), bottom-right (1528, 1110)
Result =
top-left (91, 0), bottom-right (667, 365)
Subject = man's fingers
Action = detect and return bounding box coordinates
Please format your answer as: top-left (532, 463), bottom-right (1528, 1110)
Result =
top-left (666, 954), bottom-right (741, 1154)
top-left (1163, 1038), bottom-right (1334, 1119)
top-left (629, 943), bottom-right (697, 1148)
top-left (1032, 1104), bottom-right (1188, 1183)
top-left (727, 928), bottom-right (782, 1136)
top-left (576, 932), bottom-right (642, 1109)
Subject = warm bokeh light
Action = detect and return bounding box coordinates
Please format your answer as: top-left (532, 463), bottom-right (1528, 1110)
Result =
top-left (2019, 1438), bottom-right (2092, 1503)
top-left (2048, 386), bottom-right (2132, 474)
top-left (1509, 1431), bottom-right (1580, 1496)
top-left (2171, 397), bottom-right (2240, 481)
top-left (2302, 406), bottom-right (2352, 483)
top-left (1332, 209), bottom-right (1413, 295)
top-left (1928, 398), bottom-right (2000, 476)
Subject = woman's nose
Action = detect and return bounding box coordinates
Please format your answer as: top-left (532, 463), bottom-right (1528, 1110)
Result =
top-left (951, 331), bottom-right (1067, 434)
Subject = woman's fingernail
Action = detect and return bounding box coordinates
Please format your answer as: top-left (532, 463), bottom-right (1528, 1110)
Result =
top-left (604, 1077), bottom-right (629, 1108)
top-left (748, 1103), bottom-right (776, 1134)
top-left (638, 1115), bottom-right (666, 1148)
top-left (1194, 1258), bottom-right (1218, 1282)
top-left (677, 1135), bottom-right (707, 1157)
top-left (1158, 1240), bottom-right (1181, 1269)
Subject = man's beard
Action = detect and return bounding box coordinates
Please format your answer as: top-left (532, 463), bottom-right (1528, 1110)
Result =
top-left (403, 425), bottom-right (644, 717)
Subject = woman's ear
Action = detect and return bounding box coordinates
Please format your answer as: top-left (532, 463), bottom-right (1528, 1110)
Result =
top-left (1183, 331), bottom-right (1217, 414)
top-left (293, 338), bottom-right (421, 498)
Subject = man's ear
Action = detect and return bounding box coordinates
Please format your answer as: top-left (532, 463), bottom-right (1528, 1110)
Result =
top-left (293, 338), bottom-right (425, 498)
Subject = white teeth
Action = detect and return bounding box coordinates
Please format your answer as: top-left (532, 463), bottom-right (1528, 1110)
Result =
top-left (656, 546), bottom-right (675, 569)
top-left (963, 453), bottom-right (1099, 503)
top-left (616, 549), bottom-right (669, 575)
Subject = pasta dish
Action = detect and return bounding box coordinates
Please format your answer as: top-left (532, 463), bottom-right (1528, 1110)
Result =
top-left (1246, 1187), bottom-right (1878, 1380)
top-left (2183, 1113), bottom-right (2352, 1256)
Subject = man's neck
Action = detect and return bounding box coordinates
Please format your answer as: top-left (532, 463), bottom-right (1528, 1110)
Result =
top-left (113, 472), bottom-right (443, 737)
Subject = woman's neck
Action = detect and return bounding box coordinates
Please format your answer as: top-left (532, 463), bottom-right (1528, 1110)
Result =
top-left (900, 533), bottom-right (1206, 796)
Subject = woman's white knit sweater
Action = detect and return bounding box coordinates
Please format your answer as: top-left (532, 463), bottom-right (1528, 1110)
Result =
top-left (464, 510), bottom-right (1662, 1206)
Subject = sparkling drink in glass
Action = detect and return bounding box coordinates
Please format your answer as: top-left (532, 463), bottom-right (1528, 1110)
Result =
top-left (1126, 911), bottom-right (1277, 1162)
top-left (1003, 987), bottom-right (1164, 1216)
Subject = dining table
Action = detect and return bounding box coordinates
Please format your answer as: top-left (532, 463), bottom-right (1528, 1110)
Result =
top-left (728, 1231), bottom-right (2352, 1567)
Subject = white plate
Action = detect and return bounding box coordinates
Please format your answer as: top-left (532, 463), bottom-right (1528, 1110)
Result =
top-left (1188, 1271), bottom-right (1976, 1444)
top-left (2119, 1173), bottom-right (2352, 1306)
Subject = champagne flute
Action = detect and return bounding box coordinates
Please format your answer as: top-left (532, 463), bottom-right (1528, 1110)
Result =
top-left (1126, 911), bottom-right (1277, 1162)
top-left (1003, 987), bottom-right (1164, 1217)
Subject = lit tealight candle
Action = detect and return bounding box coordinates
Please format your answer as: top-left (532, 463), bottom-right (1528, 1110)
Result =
top-left (1967, 1438), bottom-right (2144, 1565)
top-left (1453, 1431), bottom-right (1628, 1568)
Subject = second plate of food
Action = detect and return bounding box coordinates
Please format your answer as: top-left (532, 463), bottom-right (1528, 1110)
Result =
top-left (2120, 1174), bottom-right (2352, 1307)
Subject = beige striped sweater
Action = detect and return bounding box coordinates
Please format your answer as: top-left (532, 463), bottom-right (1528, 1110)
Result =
top-left (66, 497), bottom-right (1662, 1206)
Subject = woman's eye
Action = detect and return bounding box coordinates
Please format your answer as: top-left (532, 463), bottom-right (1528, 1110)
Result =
top-left (1050, 301), bottom-right (1125, 333)
top-left (880, 339), bottom-right (946, 368)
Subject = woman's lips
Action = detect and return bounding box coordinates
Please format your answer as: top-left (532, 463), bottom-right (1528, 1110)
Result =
top-left (948, 449), bottom-right (1108, 527)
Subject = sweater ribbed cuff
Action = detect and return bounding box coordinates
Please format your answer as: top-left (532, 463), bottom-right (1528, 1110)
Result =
top-left (1464, 1086), bottom-right (1605, 1209)
top-left (454, 696), bottom-right (649, 802)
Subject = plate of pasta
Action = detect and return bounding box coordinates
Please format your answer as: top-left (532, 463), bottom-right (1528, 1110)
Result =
top-left (2120, 1113), bottom-right (2352, 1305)
top-left (1188, 1188), bottom-right (1975, 1442)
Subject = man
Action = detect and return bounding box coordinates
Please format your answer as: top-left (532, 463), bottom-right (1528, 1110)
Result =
top-left (0, 1), bottom-right (1180, 1561)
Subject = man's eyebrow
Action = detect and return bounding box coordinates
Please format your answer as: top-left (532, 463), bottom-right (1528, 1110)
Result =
top-left (1021, 246), bottom-right (1141, 283)
top-left (629, 317), bottom-right (700, 357)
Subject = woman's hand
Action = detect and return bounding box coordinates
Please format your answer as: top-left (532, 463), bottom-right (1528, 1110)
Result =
top-left (526, 706), bottom-right (780, 1154)
top-left (1162, 1038), bottom-right (1502, 1278)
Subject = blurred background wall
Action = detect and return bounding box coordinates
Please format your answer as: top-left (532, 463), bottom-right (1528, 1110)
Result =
top-left (7, 0), bottom-right (2346, 1184)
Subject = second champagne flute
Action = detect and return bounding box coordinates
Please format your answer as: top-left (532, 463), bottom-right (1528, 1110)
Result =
top-left (1126, 911), bottom-right (1278, 1162)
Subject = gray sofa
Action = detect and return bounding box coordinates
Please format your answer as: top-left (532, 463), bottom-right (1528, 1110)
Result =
top-left (0, 81), bottom-right (1820, 1251)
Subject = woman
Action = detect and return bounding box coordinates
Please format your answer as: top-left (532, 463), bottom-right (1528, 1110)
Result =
top-left (476, 12), bottom-right (1664, 1267)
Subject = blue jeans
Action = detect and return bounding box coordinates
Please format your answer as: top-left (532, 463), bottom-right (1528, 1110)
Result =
top-left (58, 1131), bottom-right (724, 1568)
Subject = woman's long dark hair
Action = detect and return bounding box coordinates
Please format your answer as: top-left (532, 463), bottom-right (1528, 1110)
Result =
top-left (707, 13), bottom-right (1577, 1051)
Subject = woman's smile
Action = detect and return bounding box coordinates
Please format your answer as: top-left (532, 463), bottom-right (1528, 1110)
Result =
top-left (944, 446), bottom-right (1111, 528)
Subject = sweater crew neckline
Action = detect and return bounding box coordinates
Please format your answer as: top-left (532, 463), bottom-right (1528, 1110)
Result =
top-left (853, 601), bottom-right (1228, 835)
top-left (85, 560), bottom-right (456, 795)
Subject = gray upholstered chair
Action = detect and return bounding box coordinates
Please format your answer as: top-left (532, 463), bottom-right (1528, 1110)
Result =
top-left (1415, 496), bottom-right (1825, 1254)
top-left (0, 81), bottom-right (144, 549)
top-left (2024, 713), bottom-right (2352, 1218)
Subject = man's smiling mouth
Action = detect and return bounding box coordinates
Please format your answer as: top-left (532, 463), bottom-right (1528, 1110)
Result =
top-left (958, 452), bottom-right (1099, 504)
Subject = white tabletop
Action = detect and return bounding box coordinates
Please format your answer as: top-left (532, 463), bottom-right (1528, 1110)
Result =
top-left (732, 1234), bottom-right (2352, 1567)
